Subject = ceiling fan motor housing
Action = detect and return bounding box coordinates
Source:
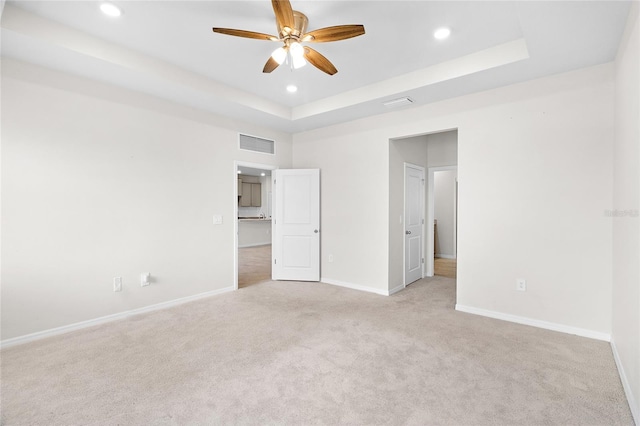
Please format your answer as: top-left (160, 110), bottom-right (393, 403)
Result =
top-left (281, 11), bottom-right (308, 39)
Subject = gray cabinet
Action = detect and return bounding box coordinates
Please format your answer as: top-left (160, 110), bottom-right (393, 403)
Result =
top-left (240, 182), bottom-right (261, 207)
top-left (240, 182), bottom-right (252, 207)
top-left (250, 183), bottom-right (261, 207)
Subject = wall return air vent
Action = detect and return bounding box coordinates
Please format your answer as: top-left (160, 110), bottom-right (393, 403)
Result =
top-left (383, 97), bottom-right (414, 108)
top-left (239, 133), bottom-right (275, 154)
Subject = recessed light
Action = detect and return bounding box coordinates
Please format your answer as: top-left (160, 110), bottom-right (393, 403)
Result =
top-left (260, 173), bottom-right (266, 177)
top-left (286, 85), bottom-right (298, 93)
top-left (100, 3), bottom-right (122, 17)
top-left (434, 27), bottom-right (451, 40)
top-left (237, 170), bottom-right (242, 174)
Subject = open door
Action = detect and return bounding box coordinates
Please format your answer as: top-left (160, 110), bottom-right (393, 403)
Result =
top-left (404, 163), bottom-right (425, 285)
top-left (272, 169), bottom-right (320, 281)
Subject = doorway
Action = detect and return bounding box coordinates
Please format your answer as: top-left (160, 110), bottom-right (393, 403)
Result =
top-left (234, 161), bottom-right (276, 290)
top-left (427, 166), bottom-right (457, 278)
top-left (390, 129), bottom-right (458, 292)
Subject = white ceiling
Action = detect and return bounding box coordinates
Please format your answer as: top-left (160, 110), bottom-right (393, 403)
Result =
top-left (0, 1), bottom-right (631, 133)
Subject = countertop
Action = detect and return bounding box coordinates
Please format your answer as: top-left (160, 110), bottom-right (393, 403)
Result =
top-left (238, 217), bottom-right (272, 222)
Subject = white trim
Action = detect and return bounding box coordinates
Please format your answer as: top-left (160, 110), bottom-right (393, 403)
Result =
top-left (321, 278), bottom-right (389, 296)
top-left (453, 176), bottom-right (458, 258)
top-left (455, 304), bottom-right (611, 342)
top-left (388, 284), bottom-right (405, 295)
top-left (611, 339), bottom-right (640, 425)
top-left (0, 287), bottom-right (235, 349)
top-left (435, 254), bottom-right (456, 259)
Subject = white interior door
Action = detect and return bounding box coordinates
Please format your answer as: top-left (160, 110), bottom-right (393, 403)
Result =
top-left (405, 164), bottom-right (424, 285)
top-left (272, 169), bottom-right (320, 281)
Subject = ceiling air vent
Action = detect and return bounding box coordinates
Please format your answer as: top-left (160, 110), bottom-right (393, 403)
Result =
top-left (239, 133), bottom-right (275, 155)
top-left (383, 97), bottom-right (414, 108)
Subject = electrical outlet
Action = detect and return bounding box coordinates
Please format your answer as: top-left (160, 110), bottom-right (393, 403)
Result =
top-left (328, 254), bottom-right (334, 263)
top-left (516, 279), bottom-right (526, 292)
top-left (113, 277), bottom-right (122, 292)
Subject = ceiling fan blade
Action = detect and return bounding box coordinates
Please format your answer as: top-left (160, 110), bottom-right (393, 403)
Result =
top-left (272, 0), bottom-right (295, 35)
top-left (263, 56), bottom-right (281, 73)
top-left (303, 47), bottom-right (338, 76)
top-left (302, 25), bottom-right (365, 43)
top-left (212, 28), bottom-right (279, 41)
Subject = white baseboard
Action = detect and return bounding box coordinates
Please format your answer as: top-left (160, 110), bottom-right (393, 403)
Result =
top-left (435, 254), bottom-right (456, 259)
top-left (321, 278), bottom-right (389, 296)
top-left (611, 339), bottom-right (640, 425)
top-left (388, 284), bottom-right (405, 295)
top-left (0, 286), bottom-right (235, 349)
top-left (455, 304), bottom-right (611, 342)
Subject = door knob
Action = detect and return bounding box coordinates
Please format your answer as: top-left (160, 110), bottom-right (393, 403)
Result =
top-left (405, 230), bottom-right (411, 235)
top-left (314, 229), bottom-right (319, 233)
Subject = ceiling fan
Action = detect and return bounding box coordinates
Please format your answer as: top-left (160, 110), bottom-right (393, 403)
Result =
top-left (212, 0), bottom-right (365, 75)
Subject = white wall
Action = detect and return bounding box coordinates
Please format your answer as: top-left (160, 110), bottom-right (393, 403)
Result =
top-left (294, 63), bottom-right (614, 336)
top-left (293, 128), bottom-right (389, 293)
top-left (612, 3), bottom-right (640, 423)
top-left (1, 60), bottom-right (292, 341)
top-left (434, 170), bottom-right (457, 258)
top-left (427, 131), bottom-right (458, 167)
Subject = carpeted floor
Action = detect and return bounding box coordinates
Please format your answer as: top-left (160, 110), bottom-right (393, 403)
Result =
top-left (0, 277), bottom-right (633, 425)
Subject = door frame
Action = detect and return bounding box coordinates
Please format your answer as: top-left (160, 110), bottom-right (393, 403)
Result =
top-left (426, 165), bottom-right (458, 277)
top-left (233, 161), bottom-right (278, 290)
top-left (403, 162), bottom-right (426, 287)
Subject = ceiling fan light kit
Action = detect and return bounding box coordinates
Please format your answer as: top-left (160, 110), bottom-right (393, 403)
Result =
top-left (271, 46), bottom-right (287, 64)
top-left (212, 0), bottom-right (365, 76)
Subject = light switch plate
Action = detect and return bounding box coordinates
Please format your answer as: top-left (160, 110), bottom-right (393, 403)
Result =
top-left (141, 273), bottom-right (150, 287)
top-left (213, 215), bottom-right (223, 225)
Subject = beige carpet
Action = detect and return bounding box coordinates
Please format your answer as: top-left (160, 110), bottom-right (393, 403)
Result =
top-left (1, 277), bottom-right (633, 425)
